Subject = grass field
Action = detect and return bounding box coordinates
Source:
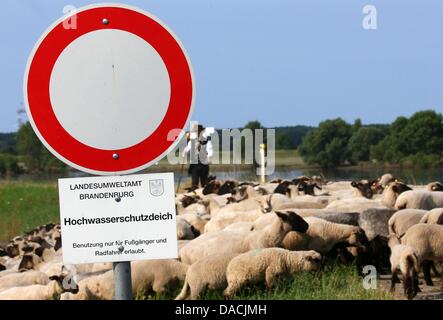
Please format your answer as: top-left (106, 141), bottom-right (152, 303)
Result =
top-left (0, 181), bottom-right (394, 300)
top-left (140, 262), bottom-right (393, 300)
top-left (0, 181), bottom-right (59, 242)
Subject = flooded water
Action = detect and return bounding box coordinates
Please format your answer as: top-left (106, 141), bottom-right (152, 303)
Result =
top-left (3, 166), bottom-right (443, 186)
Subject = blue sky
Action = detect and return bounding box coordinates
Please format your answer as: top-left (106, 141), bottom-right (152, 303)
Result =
top-left (1, 0), bottom-right (443, 132)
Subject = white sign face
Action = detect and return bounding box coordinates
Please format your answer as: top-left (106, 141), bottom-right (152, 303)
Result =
top-left (58, 173), bottom-right (178, 264)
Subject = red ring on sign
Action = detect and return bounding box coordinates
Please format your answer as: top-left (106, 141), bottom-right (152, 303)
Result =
top-left (26, 6), bottom-right (193, 173)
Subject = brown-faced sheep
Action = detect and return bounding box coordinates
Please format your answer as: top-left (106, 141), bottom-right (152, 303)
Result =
top-left (223, 249), bottom-right (321, 298)
top-left (426, 182), bottom-right (443, 192)
top-left (388, 209), bottom-right (427, 238)
top-left (387, 234), bottom-right (420, 300)
top-left (401, 224), bottom-right (443, 287)
top-left (176, 253), bottom-right (239, 300)
top-left (61, 259), bottom-right (188, 300)
top-left (419, 208), bottom-right (443, 224)
top-left (179, 211), bottom-right (309, 265)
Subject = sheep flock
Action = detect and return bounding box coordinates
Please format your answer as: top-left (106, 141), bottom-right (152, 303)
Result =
top-left (1, 173), bottom-right (443, 300)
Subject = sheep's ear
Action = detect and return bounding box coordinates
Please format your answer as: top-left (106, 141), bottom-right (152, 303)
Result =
top-left (391, 184), bottom-right (398, 192)
top-left (49, 275), bottom-right (61, 282)
top-left (275, 211), bottom-right (288, 222)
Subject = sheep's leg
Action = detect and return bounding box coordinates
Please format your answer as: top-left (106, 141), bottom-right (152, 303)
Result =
top-left (223, 281), bottom-right (240, 300)
top-left (265, 268), bottom-right (277, 290)
top-left (390, 269), bottom-right (399, 292)
top-left (430, 262), bottom-right (441, 277)
top-left (421, 261), bottom-right (434, 286)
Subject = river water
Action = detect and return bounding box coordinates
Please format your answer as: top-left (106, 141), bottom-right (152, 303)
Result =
top-left (5, 166), bottom-right (443, 186)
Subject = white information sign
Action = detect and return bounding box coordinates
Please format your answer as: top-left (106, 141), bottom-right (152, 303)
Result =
top-left (58, 173), bottom-right (178, 264)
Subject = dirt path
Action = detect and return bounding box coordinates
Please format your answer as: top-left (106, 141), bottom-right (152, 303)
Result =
top-left (378, 275), bottom-right (443, 300)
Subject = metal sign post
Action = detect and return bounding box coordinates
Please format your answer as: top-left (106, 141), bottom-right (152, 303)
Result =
top-left (113, 262), bottom-right (133, 300)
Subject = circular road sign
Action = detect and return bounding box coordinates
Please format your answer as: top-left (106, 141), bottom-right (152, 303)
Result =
top-left (24, 3), bottom-right (195, 175)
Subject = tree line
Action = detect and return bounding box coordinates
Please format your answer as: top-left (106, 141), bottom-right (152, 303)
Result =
top-left (0, 110), bottom-right (442, 175)
top-left (298, 110), bottom-right (443, 168)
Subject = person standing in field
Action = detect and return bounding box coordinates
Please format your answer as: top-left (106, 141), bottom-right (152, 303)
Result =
top-left (183, 124), bottom-right (213, 189)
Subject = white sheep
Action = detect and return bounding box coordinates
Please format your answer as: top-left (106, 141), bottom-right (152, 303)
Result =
top-left (179, 211), bottom-right (309, 265)
top-left (279, 216), bottom-right (368, 254)
top-left (175, 253), bottom-right (239, 300)
top-left (223, 248), bottom-right (321, 298)
top-left (395, 190), bottom-right (443, 210)
top-left (388, 209), bottom-right (427, 238)
top-left (419, 208), bottom-right (443, 224)
top-left (401, 224), bottom-right (443, 287)
top-left (0, 270), bottom-right (49, 291)
top-left (387, 234), bottom-right (420, 299)
top-left (61, 259), bottom-right (188, 300)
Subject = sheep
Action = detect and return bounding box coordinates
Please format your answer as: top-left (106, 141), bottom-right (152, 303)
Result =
top-left (223, 249), bottom-right (321, 298)
top-left (0, 270), bottom-right (49, 291)
top-left (358, 208), bottom-right (397, 241)
top-left (388, 209), bottom-right (427, 239)
top-left (61, 259), bottom-right (188, 300)
top-left (354, 208), bottom-right (397, 273)
top-left (176, 217), bottom-right (199, 240)
top-left (381, 182), bottom-right (412, 208)
top-left (313, 211), bottom-right (360, 226)
top-left (419, 208), bottom-right (443, 224)
top-left (379, 173), bottom-right (396, 188)
top-left (402, 224), bottom-right (443, 287)
top-left (279, 216), bottom-right (368, 254)
top-left (296, 180), bottom-right (322, 196)
top-left (426, 182), bottom-right (443, 192)
top-left (18, 253), bottom-right (42, 272)
top-left (177, 213), bottom-right (208, 235)
top-left (176, 253), bottom-right (239, 300)
top-left (351, 180), bottom-right (374, 199)
top-left (179, 211), bottom-right (309, 265)
top-left (325, 197), bottom-right (386, 213)
top-left (387, 234), bottom-right (420, 300)
top-left (202, 180), bottom-right (238, 195)
top-left (395, 190), bottom-right (443, 210)
top-left (0, 274), bottom-right (76, 300)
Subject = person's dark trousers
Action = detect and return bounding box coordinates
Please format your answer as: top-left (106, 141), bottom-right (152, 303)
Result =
top-left (190, 163), bottom-right (209, 188)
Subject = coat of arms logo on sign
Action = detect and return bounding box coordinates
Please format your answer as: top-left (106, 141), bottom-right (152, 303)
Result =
top-left (149, 180), bottom-right (165, 197)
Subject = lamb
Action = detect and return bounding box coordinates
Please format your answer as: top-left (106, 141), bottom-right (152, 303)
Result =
top-left (0, 274), bottom-right (76, 300)
top-left (0, 270), bottom-right (49, 291)
top-left (179, 211), bottom-right (309, 265)
top-left (419, 208), bottom-right (443, 224)
top-left (395, 190), bottom-right (443, 210)
top-left (387, 209), bottom-right (425, 237)
top-left (61, 259), bottom-right (188, 300)
top-left (401, 224), bottom-right (443, 287)
top-left (223, 249), bottom-right (321, 298)
top-left (426, 182), bottom-right (443, 192)
top-left (279, 216), bottom-right (368, 254)
top-left (387, 234), bottom-right (420, 300)
top-left (176, 253), bottom-right (239, 300)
